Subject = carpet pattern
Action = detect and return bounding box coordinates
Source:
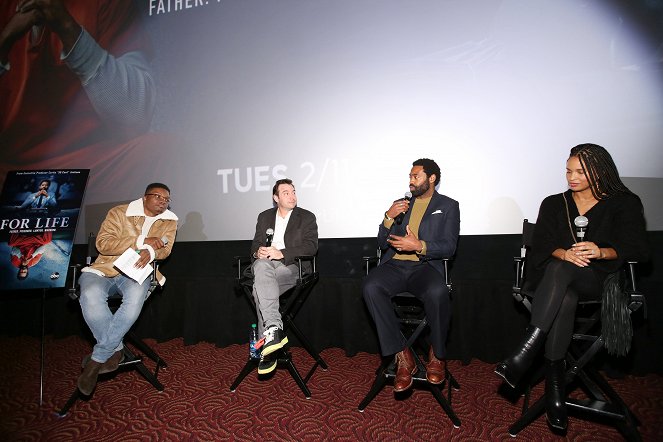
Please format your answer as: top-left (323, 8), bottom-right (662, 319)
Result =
top-left (1, 336), bottom-right (662, 441)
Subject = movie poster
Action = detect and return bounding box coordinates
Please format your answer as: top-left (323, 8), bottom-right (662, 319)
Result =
top-left (0, 170), bottom-right (89, 291)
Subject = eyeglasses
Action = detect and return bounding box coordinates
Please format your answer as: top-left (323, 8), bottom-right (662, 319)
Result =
top-left (145, 193), bottom-right (172, 203)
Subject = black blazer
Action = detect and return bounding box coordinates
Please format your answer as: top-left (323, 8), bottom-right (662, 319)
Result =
top-left (251, 206), bottom-right (318, 272)
top-left (377, 191), bottom-right (460, 277)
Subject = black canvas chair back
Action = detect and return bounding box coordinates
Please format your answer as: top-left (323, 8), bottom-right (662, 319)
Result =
top-left (229, 255), bottom-right (327, 399)
top-left (506, 220), bottom-right (647, 440)
top-left (58, 233), bottom-right (167, 416)
top-left (358, 253), bottom-right (461, 428)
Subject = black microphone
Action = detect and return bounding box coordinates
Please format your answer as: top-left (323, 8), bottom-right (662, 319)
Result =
top-left (394, 191), bottom-right (412, 225)
top-left (574, 216), bottom-right (588, 241)
top-left (265, 228), bottom-right (274, 247)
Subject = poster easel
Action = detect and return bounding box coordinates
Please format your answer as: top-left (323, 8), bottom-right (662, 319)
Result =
top-left (0, 170), bottom-right (90, 405)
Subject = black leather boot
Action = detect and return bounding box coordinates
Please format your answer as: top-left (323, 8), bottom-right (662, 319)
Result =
top-left (494, 325), bottom-right (546, 388)
top-left (546, 358), bottom-right (568, 431)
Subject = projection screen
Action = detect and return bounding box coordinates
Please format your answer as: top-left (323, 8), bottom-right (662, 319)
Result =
top-left (1, 0), bottom-right (661, 242)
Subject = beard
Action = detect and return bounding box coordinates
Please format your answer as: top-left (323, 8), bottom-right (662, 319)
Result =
top-left (410, 180), bottom-right (430, 197)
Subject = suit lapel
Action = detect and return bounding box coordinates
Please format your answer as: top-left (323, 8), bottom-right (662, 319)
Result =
top-left (417, 192), bottom-right (442, 238)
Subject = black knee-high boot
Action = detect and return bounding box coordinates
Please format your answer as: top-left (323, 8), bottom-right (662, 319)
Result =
top-left (545, 358), bottom-right (568, 430)
top-left (494, 325), bottom-right (546, 388)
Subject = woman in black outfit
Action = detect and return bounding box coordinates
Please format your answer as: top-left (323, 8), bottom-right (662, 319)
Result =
top-left (494, 143), bottom-right (649, 430)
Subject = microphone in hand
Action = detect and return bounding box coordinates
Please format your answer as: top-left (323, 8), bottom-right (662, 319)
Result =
top-left (574, 216), bottom-right (588, 241)
top-left (265, 228), bottom-right (274, 247)
top-left (395, 191), bottom-right (412, 225)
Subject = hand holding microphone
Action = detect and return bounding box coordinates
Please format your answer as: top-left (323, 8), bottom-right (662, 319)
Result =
top-left (566, 215), bottom-right (602, 266)
top-left (257, 228), bottom-right (283, 260)
top-left (395, 191), bottom-right (412, 225)
top-left (386, 192), bottom-right (412, 224)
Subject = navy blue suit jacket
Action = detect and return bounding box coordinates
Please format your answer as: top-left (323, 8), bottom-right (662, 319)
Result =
top-left (377, 191), bottom-right (460, 277)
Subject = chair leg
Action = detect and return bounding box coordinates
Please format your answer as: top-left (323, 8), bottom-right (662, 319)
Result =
top-left (56, 388), bottom-right (80, 417)
top-left (573, 364), bottom-right (642, 441)
top-left (230, 358), bottom-right (259, 392)
top-left (57, 345), bottom-right (164, 416)
top-left (429, 383), bottom-right (461, 428)
top-left (447, 365), bottom-right (460, 391)
top-left (508, 395), bottom-right (547, 437)
top-left (123, 346), bottom-right (164, 391)
top-left (125, 331), bottom-right (168, 370)
top-left (284, 318), bottom-right (328, 371)
top-left (510, 361), bottom-right (643, 441)
top-left (281, 351), bottom-right (312, 399)
top-left (358, 358), bottom-right (391, 411)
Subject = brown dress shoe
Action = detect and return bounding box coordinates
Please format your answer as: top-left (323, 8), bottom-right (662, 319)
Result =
top-left (100, 350), bottom-right (125, 374)
top-left (81, 350), bottom-right (125, 374)
top-left (77, 359), bottom-right (102, 396)
top-left (426, 347), bottom-right (445, 385)
top-left (393, 348), bottom-right (416, 393)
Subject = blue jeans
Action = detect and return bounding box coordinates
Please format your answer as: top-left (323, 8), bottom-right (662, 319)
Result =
top-left (79, 272), bottom-right (151, 363)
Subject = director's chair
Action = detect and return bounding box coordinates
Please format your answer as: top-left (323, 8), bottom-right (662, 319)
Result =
top-left (505, 219), bottom-right (646, 440)
top-left (358, 253), bottom-right (461, 428)
top-left (229, 255), bottom-right (327, 399)
top-left (57, 233), bottom-right (167, 416)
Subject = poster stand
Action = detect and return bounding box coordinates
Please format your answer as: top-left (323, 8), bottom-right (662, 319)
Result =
top-left (0, 170), bottom-right (90, 405)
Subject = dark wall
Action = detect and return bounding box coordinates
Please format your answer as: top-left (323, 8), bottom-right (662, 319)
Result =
top-left (1, 232), bottom-right (661, 375)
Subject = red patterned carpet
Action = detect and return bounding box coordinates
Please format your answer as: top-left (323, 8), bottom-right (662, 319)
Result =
top-left (1, 336), bottom-right (662, 441)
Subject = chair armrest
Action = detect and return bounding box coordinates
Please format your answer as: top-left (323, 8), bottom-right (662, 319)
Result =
top-left (67, 264), bottom-right (82, 300)
top-left (294, 255), bottom-right (316, 279)
top-left (362, 256), bottom-right (379, 276)
top-left (625, 261), bottom-right (646, 317)
top-left (442, 258), bottom-right (451, 289)
top-left (235, 254), bottom-right (317, 281)
top-left (626, 261), bottom-right (638, 292)
top-left (234, 255), bottom-right (252, 280)
top-left (149, 260), bottom-right (162, 294)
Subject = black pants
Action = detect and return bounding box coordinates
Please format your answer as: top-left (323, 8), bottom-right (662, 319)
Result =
top-left (363, 259), bottom-right (450, 358)
top-left (531, 260), bottom-right (602, 360)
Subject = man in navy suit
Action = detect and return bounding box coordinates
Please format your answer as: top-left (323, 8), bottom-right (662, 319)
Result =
top-left (363, 158), bottom-right (460, 392)
top-left (250, 178), bottom-right (318, 375)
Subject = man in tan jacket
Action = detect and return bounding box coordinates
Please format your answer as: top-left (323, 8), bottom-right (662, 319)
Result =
top-left (77, 183), bottom-right (177, 395)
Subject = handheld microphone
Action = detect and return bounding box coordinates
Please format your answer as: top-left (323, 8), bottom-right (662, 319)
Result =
top-left (395, 191), bottom-right (412, 225)
top-left (265, 228), bottom-right (274, 247)
top-left (574, 216), bottom-right (588, 241)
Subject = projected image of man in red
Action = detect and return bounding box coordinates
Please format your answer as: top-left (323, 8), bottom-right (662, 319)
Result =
top-left (0, 0), bottom-right (167, 195)
top-left (9, 232), bottom-right (52, 280)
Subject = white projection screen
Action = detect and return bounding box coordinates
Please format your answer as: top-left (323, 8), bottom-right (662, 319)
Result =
top-left (2, 0), bottom-right (662, 242)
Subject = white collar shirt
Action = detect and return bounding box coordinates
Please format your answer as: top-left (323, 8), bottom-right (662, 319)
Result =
top-left (272, 209), bottom-right (292, 250)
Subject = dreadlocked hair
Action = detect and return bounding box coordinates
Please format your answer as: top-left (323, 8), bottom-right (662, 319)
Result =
top-left (569, 143), bottom-right (631, 200)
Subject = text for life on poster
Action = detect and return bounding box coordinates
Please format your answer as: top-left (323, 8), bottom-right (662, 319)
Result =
top-left (0, 170), bottom-right (89, 291)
